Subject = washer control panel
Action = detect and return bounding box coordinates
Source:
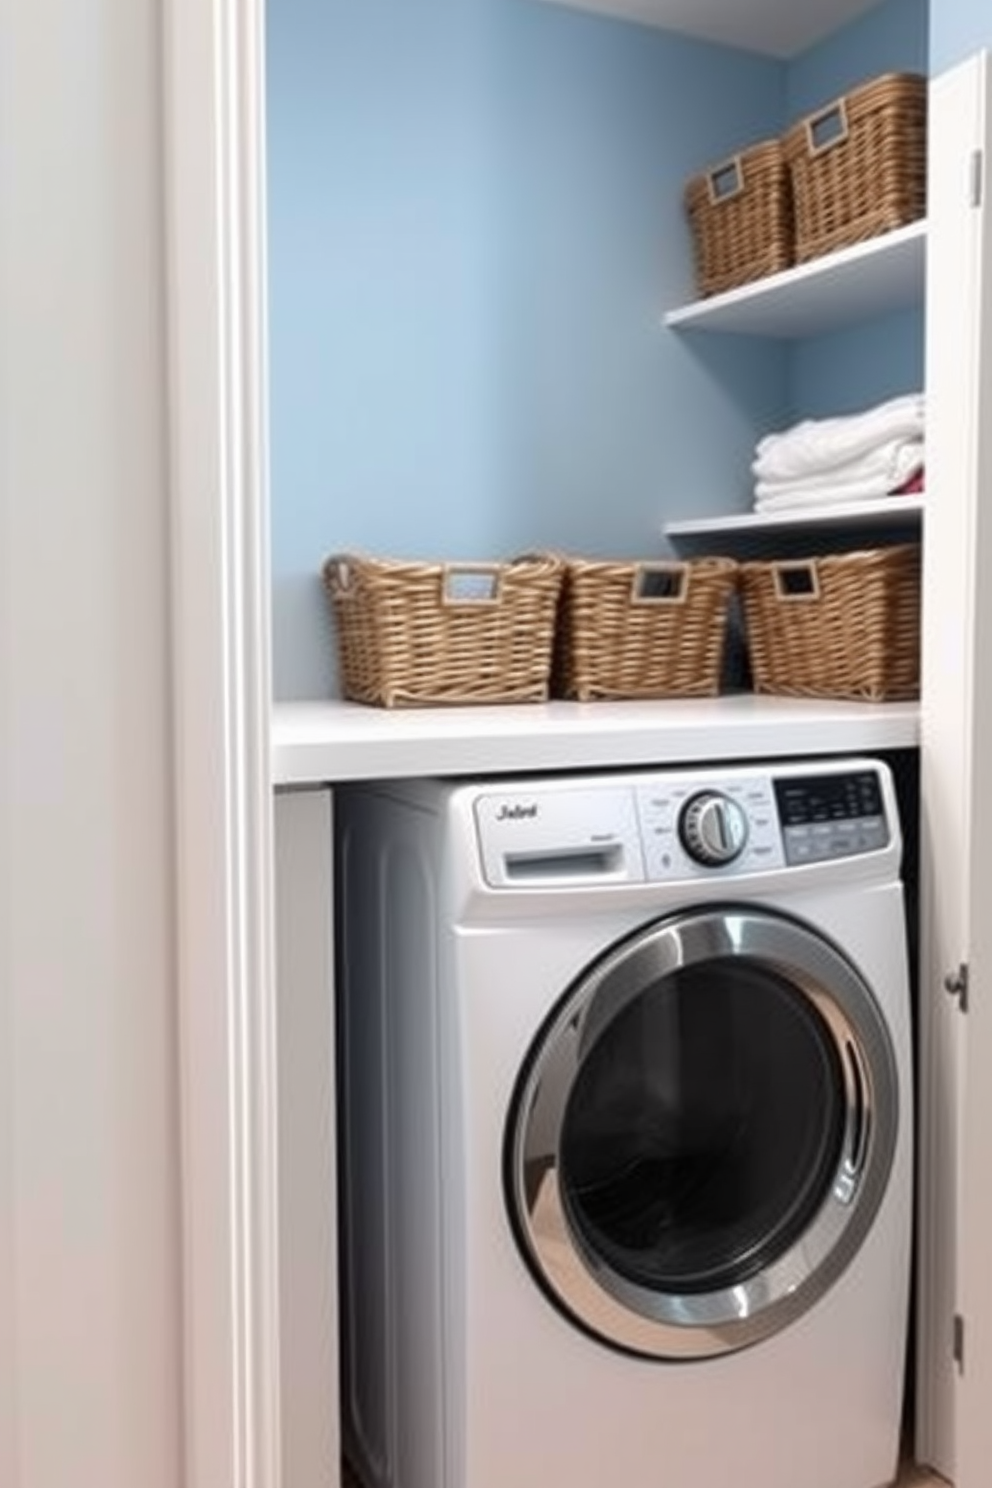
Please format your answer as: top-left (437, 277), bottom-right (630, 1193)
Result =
top-left (636, 775), bottom-right (783, 881)
top-left (774, 769), bottom-right (889, 866)
top-left (473, 762), bottom-right (892, 888)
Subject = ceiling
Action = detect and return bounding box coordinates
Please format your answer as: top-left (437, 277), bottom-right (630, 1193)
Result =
top-left (533, 0), bottom-right (884, 59)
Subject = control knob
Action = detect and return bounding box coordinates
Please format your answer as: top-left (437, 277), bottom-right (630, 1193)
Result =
top-left (679, 791), bottom-right (749, 867)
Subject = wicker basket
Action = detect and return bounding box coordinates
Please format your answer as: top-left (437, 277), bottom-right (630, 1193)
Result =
top-left (322, 552), bottom-right (564, 707)
top-left (782, 72), bottom-right (927, 265)
top-left (684, 139), bottom-right (793, 298)
top-left (738, 544), bottom-right (921, 702)
top-left (554, 556), bottom-right (738, 701)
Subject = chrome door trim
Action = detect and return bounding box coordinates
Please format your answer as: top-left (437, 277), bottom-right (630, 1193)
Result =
top-left (506, 906), bottom-right (899, 1359)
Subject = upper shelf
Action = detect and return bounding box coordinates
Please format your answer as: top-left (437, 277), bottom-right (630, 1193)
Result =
top-left (664, 219), bottom-right (926, 338)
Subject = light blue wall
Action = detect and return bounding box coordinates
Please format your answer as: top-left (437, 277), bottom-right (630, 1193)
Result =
top-left (930, 3), bottom-right (990, 76)
top-left (267, 0), bottom-right (507, 697)
top-left (267, 0), bottom-right (927, 700)
top-left (788, 308), bottom-right (924, 421)
top-left (787, 0), bottom-right (928, 117)
top-left (491, 2), bottom-right (789, 560)
top-left (267, 0), bottom-right (787, 699)
top-left (785, 0), bottom-right (928, 422)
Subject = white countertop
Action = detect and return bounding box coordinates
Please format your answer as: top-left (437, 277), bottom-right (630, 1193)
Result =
top-left (272, 695), bottom-right (920, 786)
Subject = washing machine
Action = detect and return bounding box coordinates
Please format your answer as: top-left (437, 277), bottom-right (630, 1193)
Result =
top-left (336, 757), bottom-right (913, 1488)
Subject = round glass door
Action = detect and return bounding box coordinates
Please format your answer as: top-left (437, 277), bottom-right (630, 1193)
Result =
top-left (504, 906), bottom-right (899, 1359)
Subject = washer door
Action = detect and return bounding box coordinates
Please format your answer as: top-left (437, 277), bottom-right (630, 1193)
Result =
top-left (505, 905), bottom-right (899, 1359)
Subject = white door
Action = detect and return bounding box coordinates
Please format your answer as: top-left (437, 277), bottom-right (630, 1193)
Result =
top-left (920, 46), bottom-right (992, 1488)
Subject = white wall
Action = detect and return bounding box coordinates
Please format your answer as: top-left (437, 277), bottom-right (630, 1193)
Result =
top-left (0, 2), bottom-right (183, 1485)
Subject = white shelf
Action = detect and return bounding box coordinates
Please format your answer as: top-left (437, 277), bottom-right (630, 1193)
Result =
top-left (664, 496), bottom-right (923, 557)
top-left (666, 495), bottom-right (923, 541)
top-left (665, 219), bottom-right (926, 338)
top-left (272, 695), bottom-right (920, 786)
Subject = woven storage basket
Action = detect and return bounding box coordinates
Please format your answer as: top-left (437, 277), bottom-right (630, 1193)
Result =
top-left (684, 139), bottom-right (793, 298)
top-left (782, 72), bottom-right (927, 265)
top-left (554, 556), bottom-right (738, 701)
top-left (738, 544), bottom-right (921, 703)
top-left (322, 552), bottom-right (564, 707)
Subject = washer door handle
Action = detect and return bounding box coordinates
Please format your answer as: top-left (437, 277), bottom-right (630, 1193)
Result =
top-left (835, 1040), bottom-right (870, 1204)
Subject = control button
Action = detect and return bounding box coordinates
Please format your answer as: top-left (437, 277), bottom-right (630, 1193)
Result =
top-left (679, 791), bottom-right (749, 867)
top-left (786, 836), bottom-right (816, 863)
top-left (783, 814), bottom-right (890, 864)
top-left (857, 819), bottom-right (889, 851)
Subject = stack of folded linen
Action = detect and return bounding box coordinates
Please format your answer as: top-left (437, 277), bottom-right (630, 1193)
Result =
top-left (752, 393), bottom-right (925, 514)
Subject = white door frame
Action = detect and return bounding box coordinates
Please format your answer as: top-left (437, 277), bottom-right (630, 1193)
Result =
top-left (915, 54), bottom-right (981, 1482)
top-left (919, 50), bottom-right (992, 1488)
top-left (163, 0), bottom-right (282, 1485)
top-left (952, 51), bottom-right (992, 1488)
top-left (158, 0), bottom-right (992, 1481)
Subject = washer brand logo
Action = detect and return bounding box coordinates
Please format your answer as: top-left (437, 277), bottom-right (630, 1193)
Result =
top-left (496, 802), bottom-right (539, 821)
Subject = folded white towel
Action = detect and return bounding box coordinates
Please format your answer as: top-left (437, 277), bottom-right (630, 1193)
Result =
top-left (754, 482), bottom-right (924, 515)
top-left (754, 437), bottom-right (924, 501)
top-left (754, 394), bottom-right (925, 483)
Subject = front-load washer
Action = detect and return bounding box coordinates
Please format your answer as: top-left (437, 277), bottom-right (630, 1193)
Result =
top-left (336, 757), bottom-right (913, 1488)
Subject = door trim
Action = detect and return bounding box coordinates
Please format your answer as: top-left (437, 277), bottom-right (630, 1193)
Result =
top-left (944, 49), bottom-right (992, 1488)
top-left (918, 53), bottom-right (989, 1482)
top-left (163, 1), bottom-right (281, 1485)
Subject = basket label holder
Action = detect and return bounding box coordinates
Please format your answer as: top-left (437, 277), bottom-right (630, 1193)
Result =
top-left (707, 156), bottom-right (745, 204)
top-left (771, 560), bottom-right (821, 601)
top-left (805, 98), bottom-right (850, 156)
top-left (441, 564), bottom-right (502, 605)
top-left (630, 562), bottom-right (690, 604)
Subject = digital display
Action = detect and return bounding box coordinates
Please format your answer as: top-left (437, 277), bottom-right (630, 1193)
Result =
top-left (773, 770), bottom-right (884, 828)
